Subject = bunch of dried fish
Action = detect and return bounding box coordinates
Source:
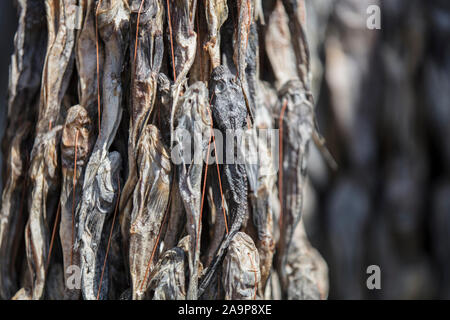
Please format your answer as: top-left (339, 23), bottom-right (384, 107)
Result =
top-left (0, 0), bottom-right (328, 300)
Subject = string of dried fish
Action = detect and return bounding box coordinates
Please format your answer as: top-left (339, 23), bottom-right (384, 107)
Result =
top-left (129, 125), bottom-right (171, 299)
top-left (76, 0), bottom-right (129, 300)
top-left (173, 82), bottom-right (211, 299)
top-left (16, 0), bottom-right (77, 300)
top-left (120, 0), bottom-right (164, 243)
top-left (275, 79), bottom-right (314, 296)
top-left (199, 66), bottom-right (249, 297)
top-left (59, 106), bottom-right (93, 300)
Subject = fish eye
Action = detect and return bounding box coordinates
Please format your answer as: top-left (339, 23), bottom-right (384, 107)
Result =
top-left (215, 80), bottom-right (226, 93)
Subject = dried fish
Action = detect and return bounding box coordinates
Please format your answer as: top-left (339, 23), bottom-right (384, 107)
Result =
top-left (157, 73), bottom-right (185, 251)
top-left (173, 82), bottom-right (211, 299)
top-left (146, 236), bottom-right (189, 300)
top-left (76, 0), bottom-right (102, 123)
top-left (204, 0), bottom-right (228, 69)
top-left (285, 219), bottom-right (328, 300)
top-left (23, 125), bottom-right (63, 300)
top-left (221, 232), bottom-right (260, 300)
top-left (265, 0), bottom-right (298, 87)
top-left (76, 0), bottom-right (129, 300)
top-left (129, 0), bottom-right (164, 152)
top-left (169, 0), bottom-right (197, 83)
top-left (2, 0), bottom-right (45, 151)
top-left (281, 0), bottom-right (310, 88)
top-left (78, 0), bottom-right (129, 247)
top-left (35, 0), bottom-right (76, 134)
top-left (0, 0), bottom-right (46, 297)
top-left (233, 0), bottom-right (254, 82)
top-left (0, 122), bottom-right (31, 299)
top-left (147, 247), bottom-right (187, 299)
top-left (223, 0), bottom-right (256, 118)
top-left (129, 125), bottom-right (171, 300)
top-left (0, 0), bottom-right (334, 301)
top-left (120, 0), bottom-right (164, 235)
top-left (16, 0), bottom-right (77, 300)
top-left (77, 151), bottom-right (121, 300)
top-left (243, 22), bottom-right (259, 116)
top-left (59, 106), bottom-right (94, 300)
top-left (244, 90), bottom-right (278, 295)
top-left (167, 0), bottom-right (198, 150)
top-left (89, 0), bottom-right (128, 152)
top-left (129, 0), bottom-right (164, 138)
top-left (199, 65), bottom-right (248, 297)
top-left (275, 79), bottom-right (314, 295)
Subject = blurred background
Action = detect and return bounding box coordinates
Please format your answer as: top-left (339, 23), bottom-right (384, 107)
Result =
top-left (302, 0), bottom-right (450, 299)
top-left (0, 0), bottom-right (449, 299)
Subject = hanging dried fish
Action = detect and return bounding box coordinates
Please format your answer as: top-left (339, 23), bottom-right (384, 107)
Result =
top-left (83, 0), bottom-right (129, 165)
top-left (244, 88), bottom-right (278, 295)
top-left (232, 0), bottom-right (257, 119)
top-left (23, 125), bottom-right (63, 300)
top-left (1, 0), bottom-right (45, 154)
top-left (76, 0), bottom-right (129, 300)
top-left (264, 0), bottom-right (298, 87)
top-left (77, 151), bottom-right (121, 300)
top-left (35, 0), bottom-right (76, 134)
top-left (204, 0), bottom-right (228, 69)
top-left (221, 232), bottom-right (260, 300)
top-left (59, 106), bottom-right (94, 300)
top-left (168, 0), bottom-right (198, 150)
top-left (243, 21), bottom-right (259, 116)
top-left (16, 0), bottom-right (77, 300)
top-left (275, 79), bottom-right (314, 295)
top-left (173, 82), bottom-right (211, 299)
top-left (0, 0), bottom-right (47, 298)
top-left (120, 0), bottom-right (164, 236)
top-left (76, 0), bottom-right (102, 124)
top-left (78, 0), bottom-right (129, 249)
top-left (281, 0), bottom-right (310, 88)
top-left (146, 247), bottom-right (187, 299)
top-left (199, 65), bottom-right (248, 297)
top-left (169, 0), bottom-right (197, 83)
top-left (285, 219), bottom-right (328, 300)
top-left (0, 122), bottom-right (31, 299)
top-left (146, 236), bottom-right (191, 300)
top-left (158, 73), bottom-right (185, 251)
top-left (129, 0), bottom-right (163, 136)
top-left (0, 0), bottom-right (333, 301)
top-left (129, 125), bottom-right (171, 300)
top-left (233, 0), bottom-right (254, 81)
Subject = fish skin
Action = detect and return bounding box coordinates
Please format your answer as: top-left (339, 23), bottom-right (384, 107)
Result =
top-left (198, 65), bottom-right (248, 298)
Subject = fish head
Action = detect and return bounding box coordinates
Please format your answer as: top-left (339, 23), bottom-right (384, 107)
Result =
top-left (209, 65), bottom-right (247, 131)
